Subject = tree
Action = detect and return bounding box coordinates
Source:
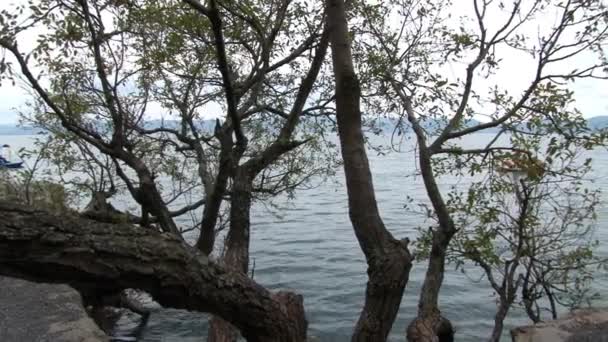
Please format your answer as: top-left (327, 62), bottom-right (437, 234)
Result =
top-left (133, 1), bottom-right (331, 339)
top-left (355, 0), bottom-right (608, 340)
top-left (1, 0), bottom-right (333, 340)
top-left (0, 200), bottom-right (307, 342)
top-left (325, 0), bottom-right (413, 340)
top-left (1, 0), bottom-right (608, 341)
top-left (443, 149), bottom-right (604, 341)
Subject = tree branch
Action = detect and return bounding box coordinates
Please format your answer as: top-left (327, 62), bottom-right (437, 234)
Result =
top-left (183, 0), bottom-right (247, 153)
top-left (0, 201), bottom-right (306, 342)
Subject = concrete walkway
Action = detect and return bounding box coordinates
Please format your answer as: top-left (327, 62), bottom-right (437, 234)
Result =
top-left (0, 276), bottom-right (108, 342)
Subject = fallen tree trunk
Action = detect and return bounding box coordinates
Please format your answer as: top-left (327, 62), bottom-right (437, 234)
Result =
top-left (0, 201), bottom-right (306, 342)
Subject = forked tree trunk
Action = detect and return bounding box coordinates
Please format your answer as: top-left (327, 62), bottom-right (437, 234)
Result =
top-left (207, 26), bottom-right (330, 342)
top-left (325, 0), bottom-right (413, 340)
top-left (0, 201), bottom-right (307, 342)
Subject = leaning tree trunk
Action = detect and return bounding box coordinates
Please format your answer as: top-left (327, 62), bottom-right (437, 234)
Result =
top-left (136, 171), bottom-right (182, 237)
top-left (113, 148), bottom-right (183, 237)
top-left (0, 201), bottom-right (307, 342)
top-left (325, 0), bottom-right (413, 340)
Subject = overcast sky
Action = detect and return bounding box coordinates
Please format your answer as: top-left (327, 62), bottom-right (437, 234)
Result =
top-left (0, 0), bottom-right (606, 125)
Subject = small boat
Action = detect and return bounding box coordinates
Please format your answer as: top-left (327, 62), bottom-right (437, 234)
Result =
top-left (0, 157), bottom-right (24, 169)
top-left (0, 144), bottom-right (23, 169)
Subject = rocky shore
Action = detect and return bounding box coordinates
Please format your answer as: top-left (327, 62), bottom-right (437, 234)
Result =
top-left (511, 308), bottom-right (608, 342)
top-left (3, 274), bottom-right (608, 342)
top-left (0, 276), bottom-right (108, 342)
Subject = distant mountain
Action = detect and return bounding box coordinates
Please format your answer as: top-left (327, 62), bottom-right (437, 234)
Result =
top-left (0, 120), bottom-right (217, 136)
top-left (370, 117), bottom-right (500, 134)
top-left (373, 115), bottom-right (608, 134)
top-left (143, 119), bottom-right (218, 133)
top-left (0, 125), bottom-right (40, 135)
top-left (588, 116), bottom-right (608, 130)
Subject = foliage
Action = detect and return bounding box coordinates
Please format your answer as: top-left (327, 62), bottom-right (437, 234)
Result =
top-left (1, 0), bottom-right (608, 340)
top-left (0, 0), bottom-right (338, 240)
top-left (356, 0), bottom-right (608, 339)
top-left (426, 148), bottom-right (604, 320)
top-left (0, 137), bottom-right (74, 214)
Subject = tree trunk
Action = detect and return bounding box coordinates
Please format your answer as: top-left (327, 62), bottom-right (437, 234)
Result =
top-left (197, 130), bottom-right (233, 255)
top-left (82, 191), bottom-right (140, 224)
top-left (223, 169), bottom-right (253, 273)
top-left (406, 145), bottom-right (456, 342)
top-left (138, 175), bottom-right (182, 237)
top-left (325, 0), bottom-right (413, 340)
top-left (208, 319), bottom-right (239, 342)
top-left (489, 299), bottom-right (510, 342)
top-left (407, 232), bottom-right (454, 341)
top-left (197, 183), bottom-right (225, 255)
top-left (0, 201), bottom-right (307, 342)
top-left (208, 167), bottom-right (255, 342)
top-left (205, 29), bottom-right (330, 339)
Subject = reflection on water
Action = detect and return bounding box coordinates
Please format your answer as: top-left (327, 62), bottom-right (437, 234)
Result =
top-left (4, 134), bottom-right (608, 341)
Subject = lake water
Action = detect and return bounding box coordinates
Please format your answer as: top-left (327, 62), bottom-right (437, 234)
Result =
top-left (3, 133), bottom-right (608, 341)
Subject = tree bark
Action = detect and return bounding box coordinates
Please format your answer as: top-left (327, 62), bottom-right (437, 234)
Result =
top-left (116, 154), bottom-right (183, 238)
top-left (137, 175), bottom-right (181, 236)
top-left (197, 129), bottom-right (233, 255)
top-left (489, 299), bottom-right (510, 342)
top-left (208, 167), bottom-right (254, 342)
top-left (325, 0), bottom-right (413, 340)
top-left (224, 169), bottom-right (253, 273)
top-left (0, 201), bottom-right (307, 342)
top-left (406, 128), bottom-right (456, 341)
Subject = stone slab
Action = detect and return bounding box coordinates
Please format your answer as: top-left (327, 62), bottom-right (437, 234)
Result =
top-left (0, 276), bottom-right (108, 342)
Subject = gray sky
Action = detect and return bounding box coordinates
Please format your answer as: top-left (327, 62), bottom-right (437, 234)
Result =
top-left (0, 0), bottom-right (606, 125)
top-left (0, 83), bottom-right (25, 124)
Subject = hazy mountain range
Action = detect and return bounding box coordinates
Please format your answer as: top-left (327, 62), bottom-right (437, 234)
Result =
top-left (1, 116), bottom-right (607, 136)
top-left (0, 125), bottom-right (40, 136)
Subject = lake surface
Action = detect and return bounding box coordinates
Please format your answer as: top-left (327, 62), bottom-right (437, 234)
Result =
top-left (3, 133), bottom-right (608, 341)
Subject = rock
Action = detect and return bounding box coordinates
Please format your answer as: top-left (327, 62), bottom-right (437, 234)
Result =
top-left (0, 276), bottom-right (108, 342)
top-left (511, 308), bottom-right (608, 342)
